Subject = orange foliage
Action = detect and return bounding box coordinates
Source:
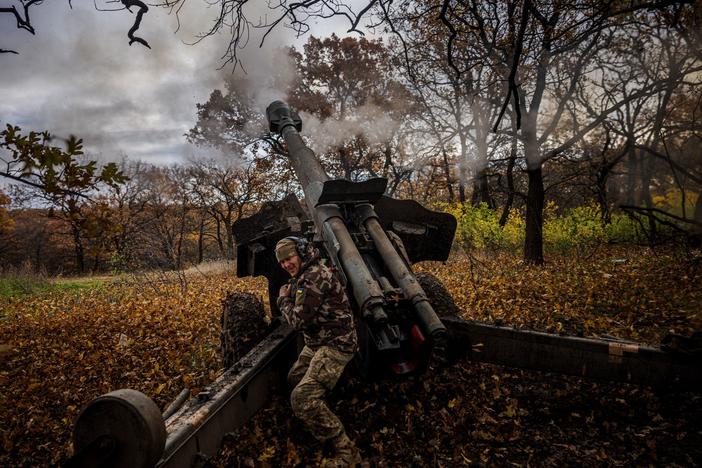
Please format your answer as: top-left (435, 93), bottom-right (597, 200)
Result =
top-left (0, 190), bottom-right (12, 235)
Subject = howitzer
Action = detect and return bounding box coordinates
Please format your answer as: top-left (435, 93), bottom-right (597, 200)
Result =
top-left (68, 101), bottom-right (702, 468)
top-left (234, 100), bottom-right (457, 376)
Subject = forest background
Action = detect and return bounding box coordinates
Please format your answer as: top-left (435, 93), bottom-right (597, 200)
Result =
top-left (1, 1), bottom-right (701, 466)
top-left (1, 2), bottom-right (701, 274)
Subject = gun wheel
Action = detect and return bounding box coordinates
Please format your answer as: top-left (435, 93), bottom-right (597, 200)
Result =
top-left (416, 272), bottom-right (458, 318)
top-left (72, 389), bottom-right (166, 468)
top-left (220, 292), bottom-right (268, 368)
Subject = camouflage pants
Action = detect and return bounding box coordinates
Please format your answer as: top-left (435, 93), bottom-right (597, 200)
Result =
top-left (288, 345), bottom-right (354, 442)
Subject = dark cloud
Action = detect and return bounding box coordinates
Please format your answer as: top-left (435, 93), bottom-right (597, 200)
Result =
top-left (1, 1), bottom-right (375, 164)
top-left (0, 1), bottom-right (227, 163)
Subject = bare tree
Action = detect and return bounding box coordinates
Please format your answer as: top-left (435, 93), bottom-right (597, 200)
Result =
top-left (575, 17), bottom-right (702, 238)
top-left (187, 157), bottom-right (270, 260)
top-left (396, 14), bottom-right (507, 206)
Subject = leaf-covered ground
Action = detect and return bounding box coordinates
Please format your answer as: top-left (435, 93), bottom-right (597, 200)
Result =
top-left (0, 247), bottom-right (699, 467)
top-left (214, 364), bottom-right (702, 467)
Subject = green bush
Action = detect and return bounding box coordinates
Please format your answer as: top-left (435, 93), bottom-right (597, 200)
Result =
top-left (444, 201), bottom-right (648, 253)
top-left (603, 213), bottom-right (647, 244)
top-left (442, 203), bottom-right (523, 251)
top-left (543, 202), bottom-right (604, 252)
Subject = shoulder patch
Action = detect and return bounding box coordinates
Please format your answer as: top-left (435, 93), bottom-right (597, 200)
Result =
top-left (295, 287), bottom-right (306, 306)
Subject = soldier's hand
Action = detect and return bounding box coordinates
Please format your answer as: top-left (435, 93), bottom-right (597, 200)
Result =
top-left (279, 284), bottom-right (291, 297)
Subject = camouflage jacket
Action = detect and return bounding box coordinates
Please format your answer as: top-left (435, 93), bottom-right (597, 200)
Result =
top-left (277, 253), bottom-right (358, 355)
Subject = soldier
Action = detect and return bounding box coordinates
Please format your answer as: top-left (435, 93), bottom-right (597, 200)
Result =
top-left (275, 237), bottom-right (362, 467)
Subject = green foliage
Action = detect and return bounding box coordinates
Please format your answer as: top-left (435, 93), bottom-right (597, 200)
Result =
top-left (0, 124), bottom-right (127, 197)
top-left (543, 202), bottom-right (605, 252)
top-left (601, 212), bottom-right (648, 244)
top-left (652, 189), bottom-right (699, 218)
top-left (446, 202), bottom-right (646, 253)
top-left (442, 203), bottom-right (523, 251)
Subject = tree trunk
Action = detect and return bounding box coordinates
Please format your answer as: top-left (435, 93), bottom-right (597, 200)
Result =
top-left (626, 150), bottom-right (640, 206)
top-left (225, 221), bottom-right (235, 260)
top-left (92, 251), bottom-right (100, 274)
top-left (471, 168), bottom-right (494, 208)
top-left (72, 224), bottom-right (85, 273)
top-left (339, 146), bottom-right (352, 180)
top-left (423, 165), bottom-right (437, 203)
top-left (175, 207), bottom-right (186, 270)
top-left (197, 218), bottom-right (205, 264)
top-left (458, 130), bottom-right (469, 204)
top-left (640, 150), bottom-right (657, 240)
top-left (595, 159), bottom-right (612, 225)
top-left (692, 191), bottom-right (702, 247)
top-left (499, 116), bottom-right (519, 227)
top-left (33, 231), bottom-right (45, 272)
top-left (499, 131), bottom-right (517, 227)
top-left (522, 106), bottom-right (545, 265)
top-left (215, 217), bottom-right (225, 257)
top-left (441, 148), bottom-right (455, 203)
top-left (595, 175), bottom-right (611, 225)
top-left (524, 166), bottom-right (545, 265)
top-left (458, 183), bottom-right (466, 203)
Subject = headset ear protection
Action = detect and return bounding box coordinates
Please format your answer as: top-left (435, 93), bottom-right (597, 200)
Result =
top-left (276, 236), bottom-right (309, 262)
top-left (283, 236), bottom-right (308, 258)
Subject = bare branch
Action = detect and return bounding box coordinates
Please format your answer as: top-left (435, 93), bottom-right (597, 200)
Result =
top-left (620, 204), bottom-right (701, 226)
top-left (635, 144), bottom-right (702, 186)
top-left (492, 0), bottom-right (531, 133)
top-left (122, 0), bottom-right (151, 49)
top-left (347, 0), bottom-right (377, 34)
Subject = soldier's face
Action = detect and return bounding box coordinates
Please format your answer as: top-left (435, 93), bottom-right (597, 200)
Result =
top-left (280, 254), bottom-right (302, 277)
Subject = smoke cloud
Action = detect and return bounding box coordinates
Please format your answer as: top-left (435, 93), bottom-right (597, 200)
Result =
top-left (300, 103), bottom-right (401, 155)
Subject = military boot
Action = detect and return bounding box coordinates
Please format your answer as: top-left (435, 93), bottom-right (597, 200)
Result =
top-left (325, 432), bottom-right (362, 467)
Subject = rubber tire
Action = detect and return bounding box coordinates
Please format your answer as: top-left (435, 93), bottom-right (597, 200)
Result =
top-left (415, 272), bottom-right (458, 318)
top-left (220, 292), bottom-right (268, 368)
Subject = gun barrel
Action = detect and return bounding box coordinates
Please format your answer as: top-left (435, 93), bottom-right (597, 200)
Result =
top-left (266, 100), bottom-right (328, 211)
top-left (266, 101), bottom-right (386, 316)
top-left (362, 212), bottom-right (446, 338)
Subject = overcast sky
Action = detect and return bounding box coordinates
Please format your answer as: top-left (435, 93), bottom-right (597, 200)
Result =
top-left (0, 1), bottom-right (364, 166)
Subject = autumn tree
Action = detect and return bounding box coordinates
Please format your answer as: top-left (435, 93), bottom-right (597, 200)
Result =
top-left (0, 190), bottom-right (12, 236)
top-left (134, 166), bottom-right (198, 270)
top-left (187, 158), bottom-right (271, 260)
top-left (190, 36), bottom-right (418, 196)
top-left (165, 1), bottom-right (702, 263)
top-left (567, 15), bottom-right (702, 240)
top-left (100, 159), bottom-right (163, 269)
top-left (288, 34), bottom-right (418, 189)
top-left (1, 125), bottom-right (125, 198)
top-left (1, 125), bottom-right (126, 272)
top-left (395, 12), bottom-right (507, 205)
top-left (187, 75), bottom-right (296, 194)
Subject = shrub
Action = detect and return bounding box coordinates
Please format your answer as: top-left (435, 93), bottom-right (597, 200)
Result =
top-left (444, 201), bottom-right (649, 254)
top-left (442, 203), bottom-right (523, 251)
top-left (543, 202), bottom-right (605, 252)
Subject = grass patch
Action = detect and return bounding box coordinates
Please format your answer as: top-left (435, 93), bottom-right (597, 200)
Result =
top-left (0, 268), bottom-right (108, 298)
top-left (0, 271), bottom-right (50, 297)
top-left (50, 279), bottom-right (107, 293)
